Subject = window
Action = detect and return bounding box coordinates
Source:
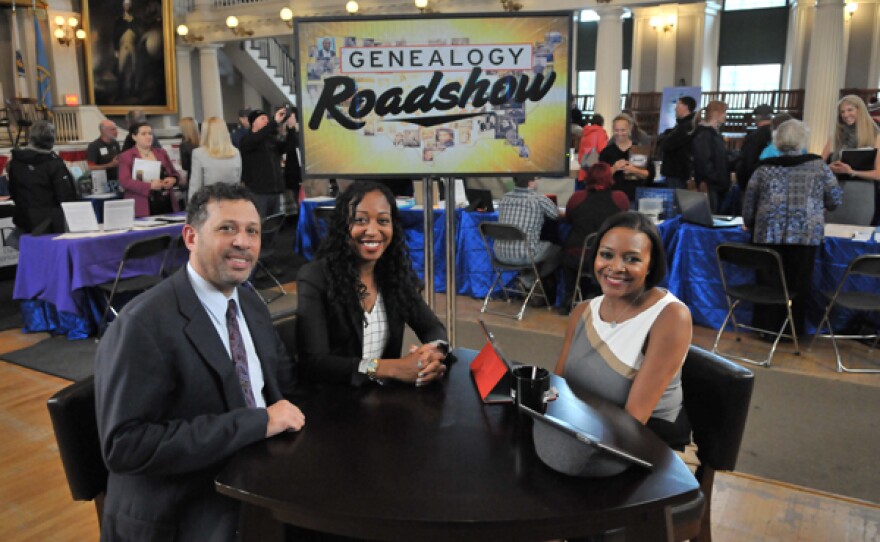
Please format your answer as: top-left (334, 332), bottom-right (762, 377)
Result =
top-left (576, 70), bottom-right (630, 97)
top-left (724, 0), bottom-right (787, 11)
top-left (718, 64), bottom-right (782, 91)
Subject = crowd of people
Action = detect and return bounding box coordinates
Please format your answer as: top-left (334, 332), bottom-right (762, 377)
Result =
top-left (2, 92), bottom-right (880, 540)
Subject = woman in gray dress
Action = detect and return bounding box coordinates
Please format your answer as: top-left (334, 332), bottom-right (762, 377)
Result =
top-left (554, 212), bottom-right (694, 450)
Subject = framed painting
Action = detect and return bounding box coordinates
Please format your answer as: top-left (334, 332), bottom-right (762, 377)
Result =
top-left (83, 0), bottom-right (177, 114)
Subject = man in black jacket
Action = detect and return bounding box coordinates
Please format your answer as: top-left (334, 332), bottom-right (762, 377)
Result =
top-left (735, 104), bottom-right (774, 196)
top-left (240, 108), bottom-right (287, 218)
top-left (660, 96), bottom-right (696, 189)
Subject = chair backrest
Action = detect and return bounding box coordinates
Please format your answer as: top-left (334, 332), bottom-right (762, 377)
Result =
top-left (261, 213), bottom-right (285, 247)
top-left (682, 345), bottom-right (755, 471)
top-left (716, 242), bottom-right (789, 293)
top-left (478, 222), bottom-right (527, 242)
top-left (122, 234), bottom-right (173, 278)
top-left (47, 376), bottom-right (109, 502)
top-left (848, 254), bottom-right (880, 278)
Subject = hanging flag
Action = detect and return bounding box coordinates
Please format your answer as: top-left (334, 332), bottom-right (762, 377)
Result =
top-left (10, 6), bottom-right (28, 97)
top-left (34, 11), bottom-right (53, 110)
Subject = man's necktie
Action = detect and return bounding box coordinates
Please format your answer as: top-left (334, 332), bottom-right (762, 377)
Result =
top-left (226, 299), bottom-right (257, 408)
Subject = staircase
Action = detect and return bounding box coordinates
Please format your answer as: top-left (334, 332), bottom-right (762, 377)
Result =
top-left (224, 37), bottom-right (297, 107)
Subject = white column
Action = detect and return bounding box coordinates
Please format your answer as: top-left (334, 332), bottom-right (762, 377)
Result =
top-left (629, 8), bottom-right (648, 93)
top-left (692, 1), bottom-right (721, 91)
top-left (868, 2), bottom-right (880, 88)
top-left (176, 45), bottom-right (195, 120)
top-left (242, 79), bottom-right (262, 110)
top-left (803, 0), bottom-right (846, 154)
top-left (655, 6), bottom-right (679, 92)
top-left (594, 6), bottom-right (625, 124)
top-left (782, 0), bottom-right (813, 90)
top-left (198, 44), bottom-right (224, 120)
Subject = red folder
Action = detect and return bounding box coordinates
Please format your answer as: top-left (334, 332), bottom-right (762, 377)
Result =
top-left (470, 341), bottom-right (509, 401)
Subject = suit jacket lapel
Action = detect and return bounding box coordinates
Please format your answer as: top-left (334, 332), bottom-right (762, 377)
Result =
top-left (172, 270), bottom-right (247, 410)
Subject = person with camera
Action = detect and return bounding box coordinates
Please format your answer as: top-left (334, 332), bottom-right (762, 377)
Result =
top-left (239, 107), bottom-right (287, 218)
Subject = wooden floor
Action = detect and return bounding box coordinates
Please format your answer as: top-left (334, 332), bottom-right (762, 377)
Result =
top-left (2, 289), bottom-right (879, 541)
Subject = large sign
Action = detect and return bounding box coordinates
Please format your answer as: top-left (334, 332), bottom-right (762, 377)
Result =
top-left (295, 13), bottom-right (573, 178)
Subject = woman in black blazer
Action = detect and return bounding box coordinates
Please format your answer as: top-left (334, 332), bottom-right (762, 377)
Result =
top-left (296, 181), bottom-right (448, 387)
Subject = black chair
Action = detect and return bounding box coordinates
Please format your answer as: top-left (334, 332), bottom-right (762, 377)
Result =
top-left (163, 234), bottom-right (189, 277)
top-left (712, 242), bottom-right (799, 367)
top-left (47, 376), bottom-right (108, 526)
top-left (477, 222), bottom-right (551, 320)
top-left (96, 235), bottom-right (173, 338)
top-left (253, 213), bottom-right (288, 304)
top-left (809, 254), bottom-right (880, 373)
top-left (571, 232), bottom-right (598, 306)
top-left (672, 345), bottom-right (756, 542)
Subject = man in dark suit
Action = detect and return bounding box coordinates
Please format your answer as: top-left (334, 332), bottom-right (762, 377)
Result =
top-left (95, 183), bottom-right (305, 541)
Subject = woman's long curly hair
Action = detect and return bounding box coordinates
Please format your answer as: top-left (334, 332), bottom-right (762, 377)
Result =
top-left (317, 181), bottom-right (423, 324)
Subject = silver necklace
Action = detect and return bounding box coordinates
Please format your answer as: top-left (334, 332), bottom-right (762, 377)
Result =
top-left (605, 291), bottom-right (645, 328)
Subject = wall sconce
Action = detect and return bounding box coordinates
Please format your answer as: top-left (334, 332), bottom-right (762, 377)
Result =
top-left (845, 2), bottom-right (858, 21)
top-left (226, 16), bottom-right (254, 36)
top-left (176, 24), bottom-right (203, 44)
top-left (415, 0), bottom-right (428, 12)
top-left (280, 7), bottom-right (294, 28)
top-left (346, 1), bottom-right (359, 14)
top-left (650, 15), bottom-right (676, 33)
top-left (500, 0), bottom-right (522, 11)
top-left (53, 15), bottom-right (85, 46)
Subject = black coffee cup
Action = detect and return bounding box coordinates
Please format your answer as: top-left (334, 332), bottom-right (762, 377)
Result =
top-left (512, 366), bottom-right (550, 414)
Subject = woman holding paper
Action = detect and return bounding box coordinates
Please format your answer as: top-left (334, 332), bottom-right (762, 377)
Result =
top-left (295, 181), bottom-right (448, 387)
top-left (118, 122), bottom-right (181, 217)
top-left (822, 95), bottom-right (880, 226)
top-left (554, 212), bottom-right (694, 454)
top-left (598, 113), bottom-right (654, 202)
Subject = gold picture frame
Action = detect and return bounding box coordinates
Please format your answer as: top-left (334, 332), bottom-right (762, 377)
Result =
top-left (82, 0), bottom-right (177, 115)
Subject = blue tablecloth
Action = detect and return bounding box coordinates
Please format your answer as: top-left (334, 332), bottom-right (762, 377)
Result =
top-left (13, 224), bottom-right (184, 339)
top-left (660, 217), bottom-right (880, 332)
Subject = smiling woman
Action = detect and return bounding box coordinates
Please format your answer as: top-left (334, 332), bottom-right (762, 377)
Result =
top-left (554, 211), bottom-right (695, 452)
top-left (295, 181), bottom-right (448, 388)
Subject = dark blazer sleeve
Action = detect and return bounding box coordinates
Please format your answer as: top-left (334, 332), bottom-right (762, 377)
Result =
top-left (295, 261), bottom-right (366, 386)
top-left (400, 295), bottom-right (447, 350)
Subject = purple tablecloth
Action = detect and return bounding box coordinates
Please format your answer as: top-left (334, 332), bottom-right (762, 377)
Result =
top-left (13, 224), bottom-right (184, 338)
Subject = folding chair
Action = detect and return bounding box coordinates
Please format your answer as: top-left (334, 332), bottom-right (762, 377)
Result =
top-left (253, 213), bottom-right (288, 304)
top-left (571, 232), bottom-right (598, 305)
top-left (96, 234), bottom-right (172, 338)
top-left (163, 234), bottom-right (189, 277)
top-left (712, 242), bottom-right (799, 367)
top-left (478, 222), bottom-right (551, 320)
top-left (809, 254), bottom-right (880, 373)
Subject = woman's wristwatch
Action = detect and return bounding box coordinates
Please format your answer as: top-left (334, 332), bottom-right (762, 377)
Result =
top-left (366, 358), bottom-right (380, 381)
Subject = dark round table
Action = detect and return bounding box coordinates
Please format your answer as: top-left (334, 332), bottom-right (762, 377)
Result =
top-left (216, 348), bottom-right (701, 541)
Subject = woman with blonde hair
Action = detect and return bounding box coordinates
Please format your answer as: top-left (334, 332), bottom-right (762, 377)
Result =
top-left (178, 117), bottom-right (200, 181)
top-left (188, 117), bottom-right (242, 195)
top-left (598, 112), bottom-right (654, 201)
top-left (823, 95), bottom-right (880, 225)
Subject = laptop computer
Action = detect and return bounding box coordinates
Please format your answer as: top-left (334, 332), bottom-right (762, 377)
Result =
top-left (61, 202), bottom-right (101, 233)
top-left (473, 319), bottom-right (518, 403)
top-left (519, 404), bottom-right (653, 471)
top-left (465, 188), bottom-right (494, 212)
top-left (674, 189), bottom-right (742, 228)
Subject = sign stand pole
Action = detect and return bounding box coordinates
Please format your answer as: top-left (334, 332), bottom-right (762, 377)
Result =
top-left (444, 177), bottom-right (457, 347)
top-left (421, 177), bottom-right (435, 311)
